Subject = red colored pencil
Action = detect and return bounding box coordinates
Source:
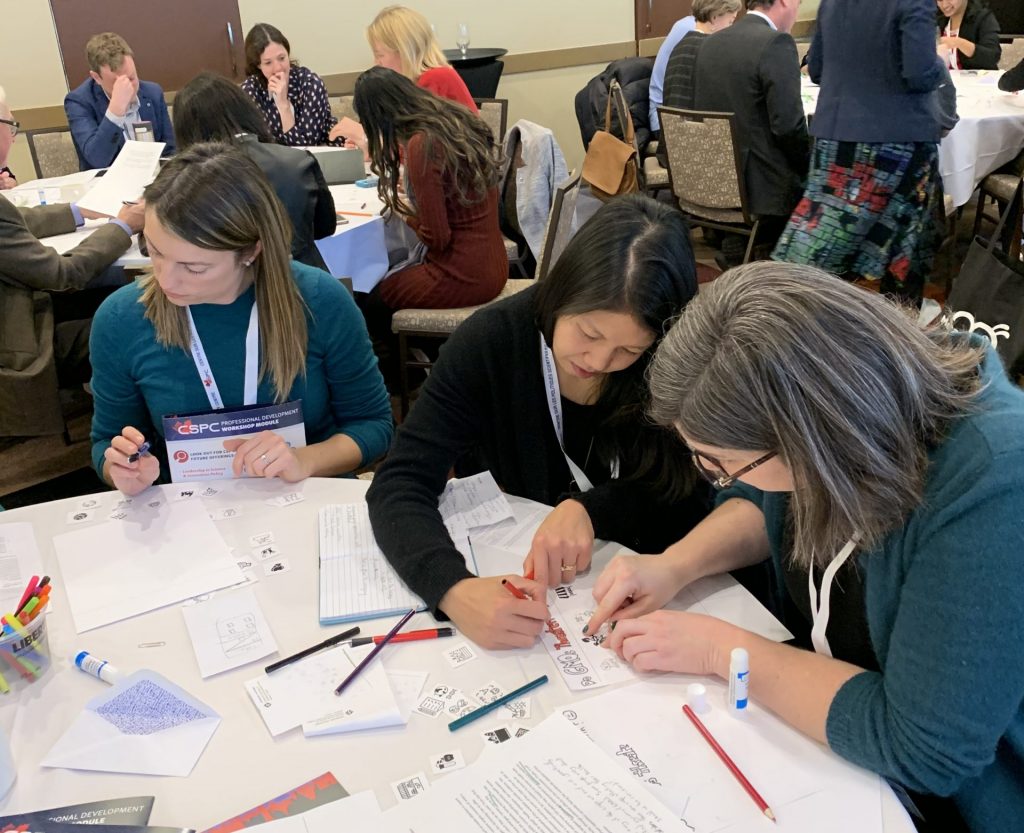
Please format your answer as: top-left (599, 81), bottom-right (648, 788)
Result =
top-left (501, 579), bottom-right (530, 600)
top-left (682, 705), bottom-right (776, 823)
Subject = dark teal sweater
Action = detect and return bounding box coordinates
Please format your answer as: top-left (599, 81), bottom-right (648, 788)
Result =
top-left (89, 261), bottom-right (392, 481)
top-left (720, 348), bottom-right (1024, 833)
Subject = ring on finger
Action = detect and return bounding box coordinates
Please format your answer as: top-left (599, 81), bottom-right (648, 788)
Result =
top-left (259, 453), bottom-right (270, 464)
top-left (560, 563), bottom-right (576, 573)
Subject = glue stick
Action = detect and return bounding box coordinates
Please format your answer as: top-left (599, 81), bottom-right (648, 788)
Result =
top-left (73, 650), bottom-right (120, 685)
top-left (728, 648), bottom-right (749, 713)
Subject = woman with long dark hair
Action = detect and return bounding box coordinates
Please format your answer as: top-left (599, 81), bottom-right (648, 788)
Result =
top-left (174, 72), bottom-right (335, 270)
top-left (241, 23), bottom-right (338, 146)
top-left (354, 66), bottom-right (505, 312)
top-left (366, 195), bottom-right (710, 650)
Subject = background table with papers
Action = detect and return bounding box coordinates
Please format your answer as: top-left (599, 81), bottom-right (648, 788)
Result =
top-left (0, 478), bottom-right (914, 832)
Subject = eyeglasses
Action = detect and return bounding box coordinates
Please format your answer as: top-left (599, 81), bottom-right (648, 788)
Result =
top-left (690, 449), bottom-right (778, 489)
top-left (0, 118), bottom-right (19, 137)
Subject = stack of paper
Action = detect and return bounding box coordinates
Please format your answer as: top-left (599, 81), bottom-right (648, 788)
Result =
top-left (52, 498), bottom-right (244, 633)
top-left (244, 644), bottom-right (403, 737)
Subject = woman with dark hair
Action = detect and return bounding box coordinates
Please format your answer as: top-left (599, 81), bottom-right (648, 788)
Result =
top-left (353, 66), bottom-right (505, 312)
top-left (90, 144), bottom-right (391, 495)
top-left (937, 0), bottom-right (1001, 70)
top-left (590, 262), bottom-right (1024, 832)
top-left (366, 195), bottom-right (710, 650)
top-left (174, 72), bottom-right (335, 270)
top-left (240, 23), bottom-right (338, 146)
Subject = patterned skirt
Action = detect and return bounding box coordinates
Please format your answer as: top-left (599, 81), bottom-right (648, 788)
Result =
top-left (772, 139), bottom-right (941, 293)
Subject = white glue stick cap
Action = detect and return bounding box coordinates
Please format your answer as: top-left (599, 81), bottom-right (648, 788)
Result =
top-left (687, 683), bottom-right (710, 714)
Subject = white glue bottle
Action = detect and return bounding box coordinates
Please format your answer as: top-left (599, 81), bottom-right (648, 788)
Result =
top-left (728, 647), bottom-right (749, 714)
top-left (73, 651), bottom-right (121, 685)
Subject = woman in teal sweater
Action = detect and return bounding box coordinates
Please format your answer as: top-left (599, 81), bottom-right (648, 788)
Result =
top-left (90, 143), bottom-right (392, 495)
top-left (589, 263), bottom-right (1024, 832)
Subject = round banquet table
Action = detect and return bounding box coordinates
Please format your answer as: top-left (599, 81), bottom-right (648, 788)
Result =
top-left (0, 479), bottom-right (914, 831)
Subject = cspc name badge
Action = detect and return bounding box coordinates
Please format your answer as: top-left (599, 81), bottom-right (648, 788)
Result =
top-left (162, 401), bottom-right (306, 482)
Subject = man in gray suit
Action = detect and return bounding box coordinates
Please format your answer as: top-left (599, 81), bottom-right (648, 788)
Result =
top-left (0, 91), bottom-right (143, 437)
top-left (694, 0), bottom-right (809, 263)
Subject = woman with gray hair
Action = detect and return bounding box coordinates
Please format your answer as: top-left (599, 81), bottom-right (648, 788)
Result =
top-left (587, 263), bottom-right (1024, 832)
top-left (0, 86), bottom-right (17, 188)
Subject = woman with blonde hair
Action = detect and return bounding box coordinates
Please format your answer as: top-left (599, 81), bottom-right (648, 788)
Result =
top-left (89, 143), bottom-right (392, 496)
top-left (588, 262), bottom-right (1024, 832)
top-left (366, 5), bottom-right (476, 111)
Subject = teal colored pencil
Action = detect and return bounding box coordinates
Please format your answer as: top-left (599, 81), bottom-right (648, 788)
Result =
top-left (448, 675), bottom-right (549, 731)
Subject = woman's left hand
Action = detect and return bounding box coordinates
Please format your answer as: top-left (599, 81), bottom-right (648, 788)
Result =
top-left (223, 431), bottom-right (309, 482)
top-left (605, 610), bottom-right (735, 677)
top-left (522, 499), bottom-right (595, 588)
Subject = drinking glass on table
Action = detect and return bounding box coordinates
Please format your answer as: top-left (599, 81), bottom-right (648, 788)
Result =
top-left (456, 23), bottom-right (470, 57)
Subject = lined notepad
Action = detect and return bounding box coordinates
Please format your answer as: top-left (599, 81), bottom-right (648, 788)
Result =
top-left (318, 504), bottom-right (425, 625)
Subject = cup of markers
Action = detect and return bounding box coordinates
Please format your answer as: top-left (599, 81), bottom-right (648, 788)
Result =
top-left (0, 576), bottom-right (54, 694)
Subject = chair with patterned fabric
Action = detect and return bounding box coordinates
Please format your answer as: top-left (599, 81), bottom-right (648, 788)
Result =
top-left (535, 172), bottom-right (583, 281)
top-left (328, 94), bottom-right (358, 124)
top-left (474, 98), bottom-right (508, 145)
top-left (608, 80), bottom-right (668, 194)
top-left (658, 106), bottom-right (761, 264)
top-left (391, 279), bottom-right (535, 417)
top-left (25, 128), bottom-right (80, 178)
top-left (998, 38), bottom-right (1024, 71)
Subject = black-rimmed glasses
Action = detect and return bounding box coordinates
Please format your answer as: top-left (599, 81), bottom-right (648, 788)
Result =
top-left (690, 449), bottom-right (778, 489)
top-left (0, 118), bottom-right (19, 137)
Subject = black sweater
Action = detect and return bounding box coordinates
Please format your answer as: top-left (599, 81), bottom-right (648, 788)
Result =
top-left (1000, 58), bottom-right (1024, 92)
top-left (366, 285), bottom-right (711, 613)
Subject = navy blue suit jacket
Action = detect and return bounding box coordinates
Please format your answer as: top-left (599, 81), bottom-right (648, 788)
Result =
top-left (64, 78), bottom-right (175, 169)
top-left (809, 0), bottom-right (945, 143)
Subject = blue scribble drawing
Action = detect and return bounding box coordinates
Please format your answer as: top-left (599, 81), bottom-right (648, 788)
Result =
top-left (96, 679), bottom-right (206, 735)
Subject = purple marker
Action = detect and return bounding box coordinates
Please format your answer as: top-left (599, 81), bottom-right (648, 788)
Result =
top-left (127, 441), bottom-right (150, 463)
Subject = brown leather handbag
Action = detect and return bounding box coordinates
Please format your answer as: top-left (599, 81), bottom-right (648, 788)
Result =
top-left (581, 80), bottom-right (640, 202)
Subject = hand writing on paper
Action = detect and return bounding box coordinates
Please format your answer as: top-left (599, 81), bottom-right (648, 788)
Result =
top-left (605, 610), bottom-right (733, 676)
top-left (523, 499), bottom-right (595, 588)
top-left (439, 576), bottom-right (549, 650)
top-left (584, 553), bottom-right (685, 636)
top-left (104, 425), bottom-right (160, 496)
top-left (223, 430), bottom-right (308, 482)
top-left (267, 72), bottom-right (290, 106)
top-left (108, 74), bottom-right (136, 118)
top-left (117, 200), bottom-right (146, 233)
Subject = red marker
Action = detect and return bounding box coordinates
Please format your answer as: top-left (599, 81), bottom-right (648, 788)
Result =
top-left (502, 579), bottom-right (531, 601)
top-left (347, 627), bottom-right (455, 647)
top-left (14, 576), bottom-right (39, 616)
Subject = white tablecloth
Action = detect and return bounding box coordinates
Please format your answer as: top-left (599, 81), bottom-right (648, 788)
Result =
top-left (802, 70), bottom-right (1024, 208)
top-left (0, 479), bottom-right (913, 831)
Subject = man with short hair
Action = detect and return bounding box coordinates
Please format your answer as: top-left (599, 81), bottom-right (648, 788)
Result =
top-left (64, 32), bottom-right (175, 170)
top-left (694, 0), bottom-right (809, 258)
top-left (0, 85), bottom-right (17, 189)
top-left (1, 88), bottom-right (145, 437)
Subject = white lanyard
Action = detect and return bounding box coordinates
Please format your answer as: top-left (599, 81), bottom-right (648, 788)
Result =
top-left (186, 303), bottom-right (259, 410)
top-left (944, 24), bottom-right (959, 70)
top-left (538, 333), bottom-right (619, 492)
top-left (808, 536), bottom-right (859, 657)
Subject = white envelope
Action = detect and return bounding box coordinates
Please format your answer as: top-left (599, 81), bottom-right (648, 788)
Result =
top-left (41, 670), bottom-right (220, 777)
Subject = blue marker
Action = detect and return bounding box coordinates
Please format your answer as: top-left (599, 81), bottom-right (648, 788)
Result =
top-left (127, 441), bottom-right (150, 463)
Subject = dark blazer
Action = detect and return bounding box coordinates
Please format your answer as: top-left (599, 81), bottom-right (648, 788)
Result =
top-left (0, 199), bottom-right (130, 436)
top-left (937, 0), bottom-right (1002, 70)
top-left (236, 135), bottom-right (336, 270)
top-left (574, 58), bottom-right (655, 154)
top-left (999, 58), bottom-right (1024, 92)
top-left (809, 0), bottom-right (945, 143)
top-left (64, 78), bottom-right (176, 169)
top-left (694, 14), bottom-right (810, 218)
top-left (658, 30), bottom-right (708, 166)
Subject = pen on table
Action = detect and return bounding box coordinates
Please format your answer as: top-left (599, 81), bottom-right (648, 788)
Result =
top-left (264, 625), bottom-right (361, 674)
top-left (345, 627), bottom-right (454, 648)
top-left (501, 578), bottom-right (531, 601)
top-left (334, 608), bottom-right (415, 696)
top-left (448, 675), bottom-right (549, 732)
top-left (127, 441), bottom-right (150, 463)
top-left (336, 210), bottom-right (374, 218)
top-left (682, 704), bottom-right (776, 823)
